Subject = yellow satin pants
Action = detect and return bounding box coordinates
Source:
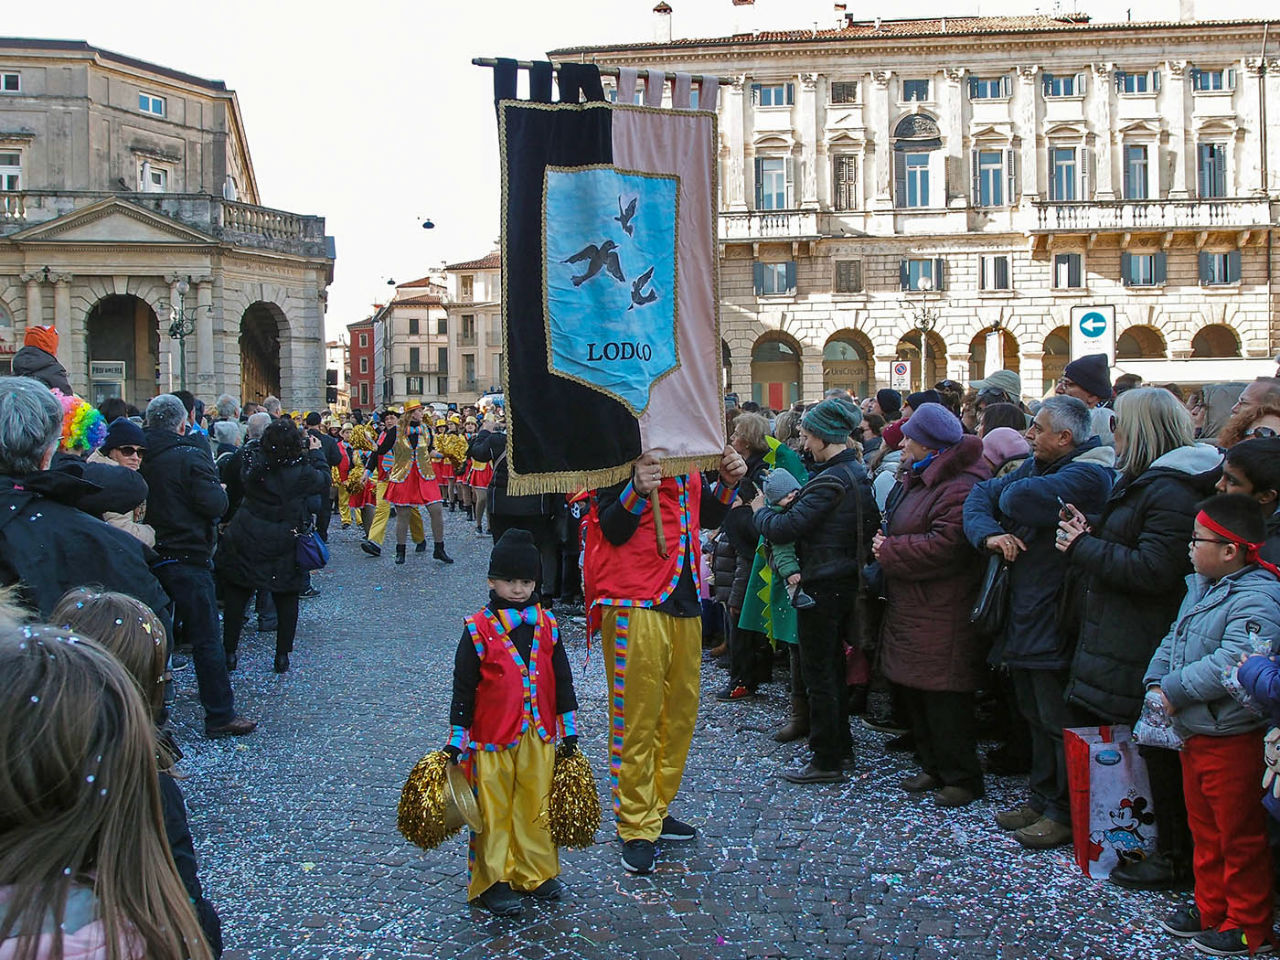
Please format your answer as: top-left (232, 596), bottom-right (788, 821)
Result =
top-left (601, 605), bottom-right (701, 842)
top-left (337, 486), bottom-right (353, 525)
top-left (468, 727), bottom-right (558, 899)
top-left (367, 481), bottom-right (423, 546)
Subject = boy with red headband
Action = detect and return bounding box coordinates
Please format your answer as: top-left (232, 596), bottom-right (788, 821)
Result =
top-left (1146, 493), bottom-right (1280, 956)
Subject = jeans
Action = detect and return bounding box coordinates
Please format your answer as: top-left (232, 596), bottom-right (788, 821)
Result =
top-left (224, 583), bottom-right (300, 657)
top-left (1011, 667), bottom-right (1085, 824)
top-left (796, 582), bottom-right (855, 769)
top-left (901, 687), bottom-right (984, 795)
top-left (154, 560), bottom-right (236, 727)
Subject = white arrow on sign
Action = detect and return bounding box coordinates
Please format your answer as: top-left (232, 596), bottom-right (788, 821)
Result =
top-left (1069, 305), bottom-right (1117, 365)
top-left (1079, 312), bottom-right (1107, 336)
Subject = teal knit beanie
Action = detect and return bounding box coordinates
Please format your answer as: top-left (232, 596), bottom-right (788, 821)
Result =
top-left (801, 397), bottom-right (861, 444)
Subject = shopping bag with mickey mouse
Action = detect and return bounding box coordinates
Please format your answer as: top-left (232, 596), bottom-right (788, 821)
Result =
top-left (1064, 725), bottom-right (1158, 879)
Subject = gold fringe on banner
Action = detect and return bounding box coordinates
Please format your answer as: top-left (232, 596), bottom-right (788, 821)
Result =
top-left (506, 452), bottom-right (724, 497)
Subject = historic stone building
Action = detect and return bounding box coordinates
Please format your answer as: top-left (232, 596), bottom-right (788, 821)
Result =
top-left (0, 38), bottom-right (334, 409)
top-left (442, 251), bottom-right (503, 405)
top-left (369, 274), bottom-right (448, 408)
top-left (552, 11), bottom-right (1280, 401)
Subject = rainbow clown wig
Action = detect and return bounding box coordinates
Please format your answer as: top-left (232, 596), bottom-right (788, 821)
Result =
top-left (51, 389), bottom-right (107, 453)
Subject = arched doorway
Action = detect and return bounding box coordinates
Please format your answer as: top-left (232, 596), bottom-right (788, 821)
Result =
top-left (240, 302), bottom-right (283, 403)
top-left (751, 334), bottom-right (801, 409)
top-left (895, 328), bottom-right (946, 393)
top-left (1117, 325), bottom-right (1167, 359)
top-left (1191, 324), bottom-right (1241, 358)
top-left (0, 299), bottom-right (14, 376)
top-left (85, 294), bottom-right (159, 407)
top-left (1043, 326), bottom-right (1070, 395)
top-left (968, 327), bottom-right (1021, 383)
top-left (822, 331), bottom-right (873, 398)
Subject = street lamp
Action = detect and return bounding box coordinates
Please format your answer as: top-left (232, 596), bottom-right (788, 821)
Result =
top-left (901, 276), bottom-right (941, 393)
top-left (166, 279), bottom-right (207, 392)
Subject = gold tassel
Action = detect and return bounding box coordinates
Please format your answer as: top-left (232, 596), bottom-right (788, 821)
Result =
top-left (548, 746), bottom-right (601, 849)
top-left (396, 750), bottom-right (462, 851)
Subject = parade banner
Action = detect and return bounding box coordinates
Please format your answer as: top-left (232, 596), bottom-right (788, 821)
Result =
top-left (494, 60), bottom-right (723, 494)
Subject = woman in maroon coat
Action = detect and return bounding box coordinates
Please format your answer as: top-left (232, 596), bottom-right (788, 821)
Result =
top-left (872, 404), bottom-right (991, 808)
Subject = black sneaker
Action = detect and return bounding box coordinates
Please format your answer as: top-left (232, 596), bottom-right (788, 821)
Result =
top-left (360, 540), bottom-right (381, 557)
top-left (861, 715), bottom-right (909, 736)
top-left (477, 881), bottom-right (523, 917)
top-left (1159, 905), bottom-right (1207, 939)
top-left (621, 839), bottom-right (655, 874)
top-left (884, 732), bottom-right (916, 752)
top-left (1111, 852), bottom-right (1191, 891)
top-left (658, 816), bottom-right (696, 842)
top-left (715, 684), bottom-right (755, 702)
top-left (529, 877), bottom-right (566, 900)
top-left (1192, 928), bottom-right (1273, 956)
top-left (299, 586), bottom-right (320, 599)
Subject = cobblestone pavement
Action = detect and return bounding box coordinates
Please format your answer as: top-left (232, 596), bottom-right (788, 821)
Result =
top-left (172, 509), bottom-right (1188, 960)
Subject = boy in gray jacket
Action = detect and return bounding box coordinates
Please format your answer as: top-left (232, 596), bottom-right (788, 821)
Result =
top-left (1146, 493), bottom-right (1280, 957)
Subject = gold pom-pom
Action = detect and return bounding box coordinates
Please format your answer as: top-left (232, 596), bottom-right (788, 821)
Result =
top-left (397, 750), bottom-right (462, 851)
top-left (345, 475), bottom-right (365, 495)
top-left (548, 746), bottom-right (601, 849)
top-left (436, 433), bottom-right (469, 470)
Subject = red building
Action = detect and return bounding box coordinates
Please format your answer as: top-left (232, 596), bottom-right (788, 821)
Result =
top-left (347, 316), bottom-right (376, 414)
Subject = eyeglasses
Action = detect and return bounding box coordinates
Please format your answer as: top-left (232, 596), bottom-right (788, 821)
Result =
top-left (114, 446), bottom-right (144, 457)
top-left (1245, 426), bottom-right (1279, 439)
top-left (1189, 536), bottom-right (1230, 546)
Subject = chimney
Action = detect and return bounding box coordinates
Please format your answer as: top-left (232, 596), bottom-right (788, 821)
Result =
top-left (834, 2), bottom-right (846, 27)
top-left (733, 0), bottom-right (757, 37)
top-left (653, 1), bottom-right (673, 42)
top-left (1178, 0), bottom-right (1195, 20)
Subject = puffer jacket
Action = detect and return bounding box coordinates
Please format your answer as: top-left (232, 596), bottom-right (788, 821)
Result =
top-left (0, 886), bottom-right (136, 959)
top-left (1145, 567), bottom-right (1280, 737)
top-left (877, 435), bottom-right (991, 692)
top-left (140, 427), bottom-right (226, 562)
top-left (963, 437), bottom-right (1116, 669)
top-left (1063, 443), bottom-right (1223, 722)
top-left (721, 502), bottom-right (759, 611)
top-left (11, 344), bottom-right (72, 394)
top-left (215, 444), bottom-right (330, 593)
top-left (710, 529), bottom-right (737, 606)
top-left (871, 448), bottom-right (903, 512)
top-left (753, 448), bottom-right (880, 587)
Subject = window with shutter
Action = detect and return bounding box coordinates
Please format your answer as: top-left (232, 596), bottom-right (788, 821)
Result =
top-left (902, 78), bottom-right (930, 102)
top-left (899, 260), bottom-right (909, 290)
top-left (834, 260), bottom-right (862, 293)
top-left (1198, 142), bottom-right (1228, 198)
top-left (976, 150), bottom-right (1005, 207)
top-left (980, 255), bottom-right (1011, 291)
top-left (830, 81), bottom-right (857, 103)
top-left (934, 258), bottom-right (946, 291)
top-left (1054, 253), bottom-right (1083, 289)
top-left (833, 155), bottom-right (857, 210)
top-left (1122, 252), bottom-right (1165, 286)
top-left (1202, 250), bottom-right (1242, 284)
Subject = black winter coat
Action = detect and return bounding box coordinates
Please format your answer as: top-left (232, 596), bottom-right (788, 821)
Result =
top-left (1063, 443), bottom-right (1223, 722)
top-left (717, 503), bottom-right (759, 610)
top-left (0, 471), bottom-right (169, 617)
top-left (159, 773), bottom-right (222, 956)
top-left (141, 427), bottom-right (227, 562)
top-left (11, 345), bottom-right (72, 393)
top-left (753, 449), bottom-right (880, 587)
top-left (50, 451), bottom-right (148, 518)
top-left (216, 445), bottom-right (330, 593)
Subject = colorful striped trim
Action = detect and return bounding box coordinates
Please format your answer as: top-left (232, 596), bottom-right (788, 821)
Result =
top-left (448, 725), bottom-right (467, 750)
top-left (468, 607), bottom-right (555, 751)
top-left (619, 481), bottom-right (647, 515)
top-left (464, 618), bottom-right (484, 657)
top-left (559, 710), bottom-right (577, 738)
top-left (710, 479), bottom-right (737, 506)
top-left (608, 611), bottom-right (630, 815)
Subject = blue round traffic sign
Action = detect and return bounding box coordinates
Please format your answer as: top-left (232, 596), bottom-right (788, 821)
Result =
top-left (1078, 312), bottom-right (1108, 338)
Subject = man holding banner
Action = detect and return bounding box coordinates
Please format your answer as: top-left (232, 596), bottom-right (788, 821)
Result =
top-left (585, 445), bottom-right (744, 874)
top-left (490, 56), bottom-right (736, 874)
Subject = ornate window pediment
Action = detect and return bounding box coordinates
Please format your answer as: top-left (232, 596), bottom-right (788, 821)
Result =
top-left (893, 113), bottom-right (940, 141)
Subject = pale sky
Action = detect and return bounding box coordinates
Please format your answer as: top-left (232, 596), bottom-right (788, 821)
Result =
top-left (7, 0), bottom-right (1263, 340)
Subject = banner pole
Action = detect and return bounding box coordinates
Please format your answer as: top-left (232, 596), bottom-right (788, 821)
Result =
top-left (650, 490), bottom-right (669, 558)
top-left (471, 57), bottom-right (732, 86)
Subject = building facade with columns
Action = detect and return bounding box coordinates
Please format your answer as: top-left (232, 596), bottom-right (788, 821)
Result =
top-left (369, 275), bottom-right (449, 408)
top-left (0, 38), bottom-right (334, 409)
top-left (552, 13), bottom-right (1280, 402)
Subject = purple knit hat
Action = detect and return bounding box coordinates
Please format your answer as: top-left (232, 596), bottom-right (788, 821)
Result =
top-left (901, 403), bottom-right (962, 450)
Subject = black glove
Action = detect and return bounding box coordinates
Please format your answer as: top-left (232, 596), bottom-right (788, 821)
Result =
top-left (442, 744), bottom-right (462, 763)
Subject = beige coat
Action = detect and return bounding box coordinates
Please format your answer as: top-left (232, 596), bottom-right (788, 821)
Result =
top-left (86, 449), bottom-right (155, 547)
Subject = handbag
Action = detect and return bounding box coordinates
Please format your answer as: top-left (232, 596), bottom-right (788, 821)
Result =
top-left (969, 553), bottom-right (1010, 635)
top-left (295, 525), bottom-right (330, 571)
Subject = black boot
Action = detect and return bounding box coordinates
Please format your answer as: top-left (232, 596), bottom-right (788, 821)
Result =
top-left (395, 544), bottom-right (406, 565)
top-left (415, 540), bottom-right (427, 553)
top-left (434, 542), bottom-right (454, 564)
top-left (464, 503), bottom-right (474, 521)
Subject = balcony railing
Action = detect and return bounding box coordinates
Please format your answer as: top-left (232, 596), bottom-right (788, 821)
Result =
top-left (719, 209), bottom-right (820, 241)
top-left (458, 333), bottom-right (477, 347)
top-left (1031, 198), bottom-right (1270, 232)
top-left (461, 379), bottom-right (479, 394)
top-left (0, 189), bottom-right (331, 258)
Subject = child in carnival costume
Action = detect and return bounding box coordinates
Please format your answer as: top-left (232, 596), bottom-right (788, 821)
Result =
top-left (444, 529), bottom-right (580, 917)
top-left (385, 400), bottom-right (453, 565)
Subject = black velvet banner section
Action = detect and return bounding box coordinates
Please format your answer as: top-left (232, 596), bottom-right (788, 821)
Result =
top-left (501, 101), bottom-right (642, 486)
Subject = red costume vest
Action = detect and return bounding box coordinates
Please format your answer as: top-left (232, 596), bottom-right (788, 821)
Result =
top-left (465, 606), bottom-right (559, 751)
top-left (584, 474), bottom-right (704, 633)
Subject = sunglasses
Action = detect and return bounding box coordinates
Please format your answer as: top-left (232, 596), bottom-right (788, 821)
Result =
top-left (114, 445), bottom-right (144, 457)
top-left (1245, 426), bottom-right (1279, 439)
